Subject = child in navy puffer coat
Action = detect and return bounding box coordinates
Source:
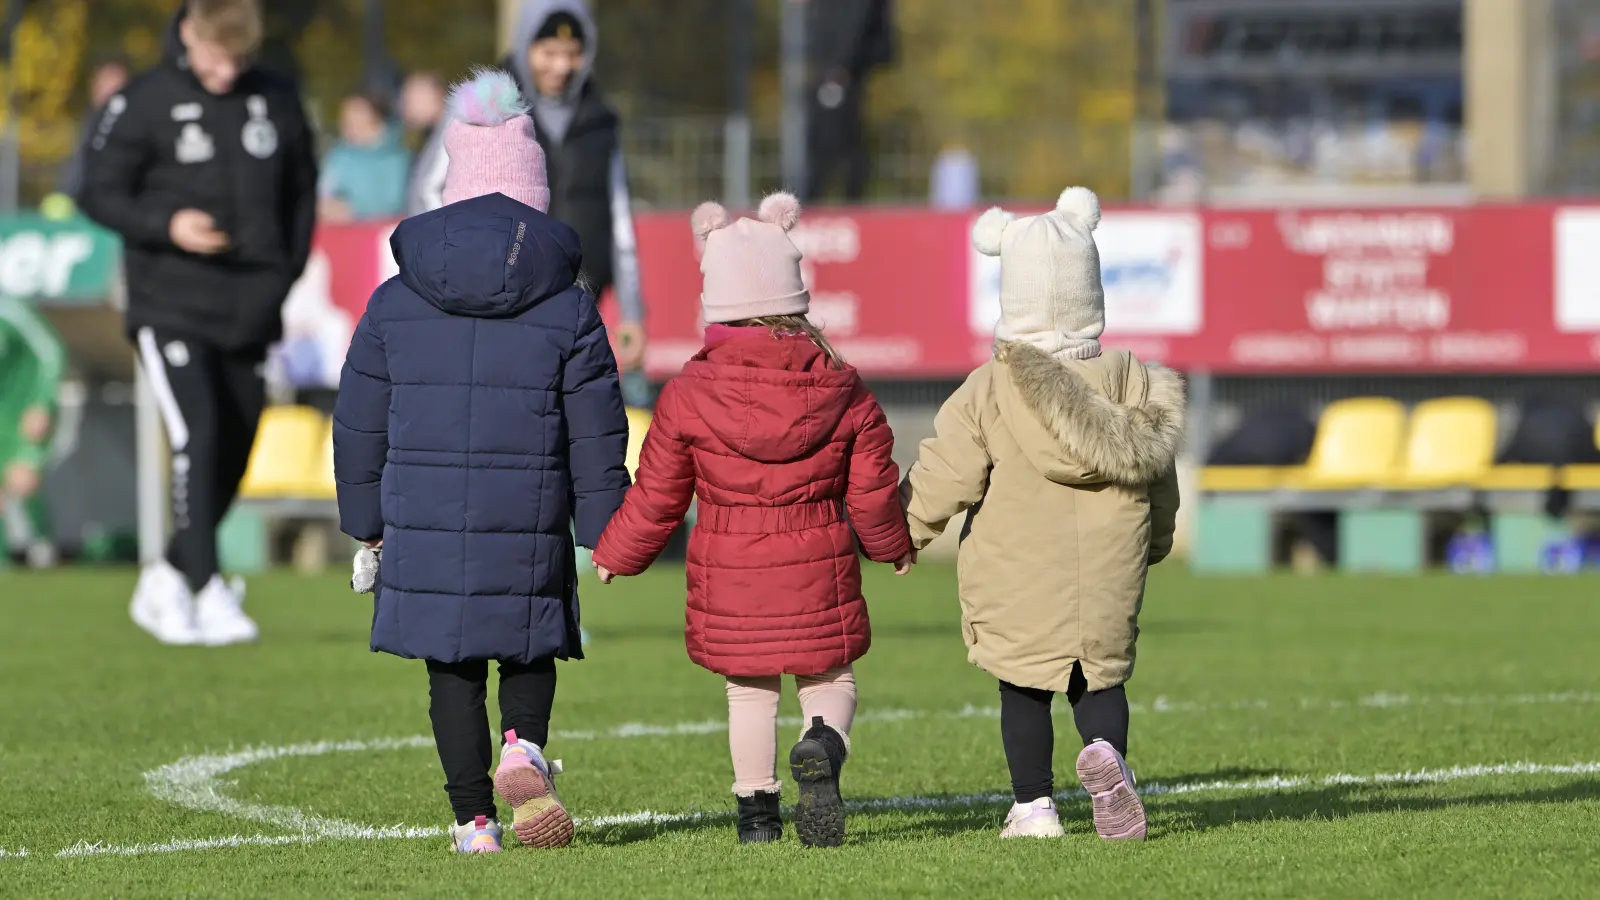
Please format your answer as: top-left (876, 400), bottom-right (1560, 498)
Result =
top-left (333, 70), bottom-right (629, 853)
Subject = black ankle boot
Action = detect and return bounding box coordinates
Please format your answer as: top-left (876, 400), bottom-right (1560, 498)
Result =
top-left (789, 716), bottom-right (848, 847)
top-left (736, 790), bottom-right (783, 843)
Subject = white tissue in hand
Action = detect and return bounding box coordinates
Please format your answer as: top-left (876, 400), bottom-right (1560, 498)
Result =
top-left (351, 547), bottom-right (380, 593)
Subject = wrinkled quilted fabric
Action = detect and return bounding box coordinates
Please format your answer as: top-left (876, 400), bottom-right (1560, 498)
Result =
top-left (333, 192), bottom-right (630, 664)
top-left (593, 327), bottom-right (911, 677)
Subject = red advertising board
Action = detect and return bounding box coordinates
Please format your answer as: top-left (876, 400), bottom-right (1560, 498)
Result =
top-left (288, 202), bottom-right (1600, 388)
top-left (634, 208), bottom-right (972, 378)
top-left (1189, 205), bottom-right (1598, 373)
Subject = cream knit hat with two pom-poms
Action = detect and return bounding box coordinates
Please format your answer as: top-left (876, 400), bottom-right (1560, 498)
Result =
top-left (690, 192), bottom-right (809, 325)
top-left (972, 187), bottom-right (1105, 361)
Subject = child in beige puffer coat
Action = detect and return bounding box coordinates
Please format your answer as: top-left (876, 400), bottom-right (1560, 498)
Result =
top-left (901, 187), bottom-right (1184, 841)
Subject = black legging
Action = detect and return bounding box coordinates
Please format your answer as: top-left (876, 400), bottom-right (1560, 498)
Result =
top-left (426, 657), bottom-right (557, 825)
top-left (998, 662), bottom-right (1130, 804)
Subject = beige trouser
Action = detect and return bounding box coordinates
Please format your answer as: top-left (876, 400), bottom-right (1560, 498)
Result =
top-left (724, 665), bottom-right (856, 796)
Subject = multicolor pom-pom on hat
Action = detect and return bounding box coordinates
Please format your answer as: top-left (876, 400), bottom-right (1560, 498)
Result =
top-left (442, 68), bottom-right (550, 212)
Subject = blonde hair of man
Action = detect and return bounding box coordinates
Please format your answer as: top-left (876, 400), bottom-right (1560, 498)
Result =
top-left (186, 0), bottom-right (263, 57)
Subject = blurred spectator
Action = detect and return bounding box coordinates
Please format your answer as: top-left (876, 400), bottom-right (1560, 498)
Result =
top-left (928, 143), bottom-right (978, 209)
top-left (400, 71), bottom-right (447, 150)
top-left (414, 0), bottom-right (649, 406)
top-left (318, 93), bottom-right (410, 223)
top-left (802, 0), bottom-right (895, 203)
top-left (58, 57), bottom-right (131, 201)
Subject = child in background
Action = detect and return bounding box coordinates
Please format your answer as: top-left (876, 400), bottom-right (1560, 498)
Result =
top-left (591, 193), bottom-right (912, 847)
top-left (318, 92), bottom-right (411, 223)
top-left (900, 188), bottom-right (1184, 841)
top-left (0, 296), bottom-right (64, 568)
top-left (333, 70), bottom-right (629, 854)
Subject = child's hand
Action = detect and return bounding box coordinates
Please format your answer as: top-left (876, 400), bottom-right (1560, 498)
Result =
top-left (893, 551), bottom-right (915, 575)
top-left (596, 564), bottom-right (615, 585)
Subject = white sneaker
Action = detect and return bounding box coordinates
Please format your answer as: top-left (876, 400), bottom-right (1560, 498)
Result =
top-left (130, 561), bottom-right (200, 645)
top-left (196, 575), bottom-right (259, 646)
top-left (1000, 797), bottom-right (1066, 839)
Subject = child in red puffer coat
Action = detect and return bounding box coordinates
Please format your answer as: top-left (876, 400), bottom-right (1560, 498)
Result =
top-left (592, 193), bottom-right (912, 848)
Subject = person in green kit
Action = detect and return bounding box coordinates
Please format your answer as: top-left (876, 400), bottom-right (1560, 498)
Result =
top-left (0, 296), bottom-right (65, 567)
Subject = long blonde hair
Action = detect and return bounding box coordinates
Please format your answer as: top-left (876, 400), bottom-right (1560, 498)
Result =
top-left (727, 315), bottom-right (845, 369)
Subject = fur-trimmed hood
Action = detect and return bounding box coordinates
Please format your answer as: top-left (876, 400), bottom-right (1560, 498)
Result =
top-left (994, 341), bottom-right (1185, 487)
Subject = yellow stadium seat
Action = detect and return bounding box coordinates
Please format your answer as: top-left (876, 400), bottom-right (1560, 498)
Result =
top-left (1390, 397), bottom-right (1496, 489)
top-left (1287, 397), bottom-right (1406, 489)
top-left (1560, 465), bottom-right (1600, 490)
top-left (624, 407), bottom-right (653, 479)
top-left (239, 405), bottom-right (326, 499)
top-left (299, 419), bottom-right (338, 501)
top-left (1477, 464), bottom-right (1556, 491)
top-left (1198, 466), bottom-right (1291, 492)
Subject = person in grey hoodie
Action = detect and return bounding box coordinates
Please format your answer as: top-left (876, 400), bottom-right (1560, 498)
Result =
top-left (409, 0), bottom-right (648, 405)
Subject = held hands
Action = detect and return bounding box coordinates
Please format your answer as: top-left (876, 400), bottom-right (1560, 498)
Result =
top-left (893, 549), bottom-right (916, 576)
top-left (169, 209), bottom-right (230, 255)
top-left (596, 563), bottom-right (615, 585)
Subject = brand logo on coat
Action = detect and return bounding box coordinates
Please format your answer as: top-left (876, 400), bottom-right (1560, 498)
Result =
top-left (242, 95), bottom-right (277, 159)
top-left (175, 123), bottom-right (214, 164)
top-left (171, 103), bottom-right (203, 122)
top-left (507, 221), bottom-right (527, 266)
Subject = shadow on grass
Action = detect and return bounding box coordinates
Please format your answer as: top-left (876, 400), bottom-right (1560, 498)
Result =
top-left (1157, 778), bottom-right (1600, 835)
top-left (582, 774), bottom-right (1600, 846)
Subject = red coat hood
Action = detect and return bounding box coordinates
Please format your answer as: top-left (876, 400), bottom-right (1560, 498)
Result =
top-left (680, 328), bottom-right (861, 463)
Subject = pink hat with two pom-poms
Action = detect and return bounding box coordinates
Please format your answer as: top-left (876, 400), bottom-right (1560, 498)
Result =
top-left (690, 192), bottom-right (808, 324)
top-left (442, 68), bottom-right (550, 212)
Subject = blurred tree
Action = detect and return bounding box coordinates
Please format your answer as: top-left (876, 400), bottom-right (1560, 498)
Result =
top-left (874, 0), bottom-right (1143, 199)
top-left (1, 0), bottom-right (89, 166)
top-left (49, 0), bottom-right (1149, 205)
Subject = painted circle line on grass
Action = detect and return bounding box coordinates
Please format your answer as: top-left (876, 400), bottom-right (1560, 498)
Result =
top-left (25, 690), bottom-right (1599, 860)
top-left (49, 748), bottom-right (1600, 858)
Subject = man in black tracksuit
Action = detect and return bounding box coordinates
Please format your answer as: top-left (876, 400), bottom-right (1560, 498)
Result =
top-left (79, 0), bottom-right (317, 647)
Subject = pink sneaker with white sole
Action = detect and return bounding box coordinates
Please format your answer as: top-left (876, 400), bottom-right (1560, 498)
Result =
top-left (493, 730), bottom-right (573, 848)
top-left (1075, 739), bottom-right (1147, 840)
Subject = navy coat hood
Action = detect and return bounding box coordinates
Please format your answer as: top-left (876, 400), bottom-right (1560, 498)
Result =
top-left (391, 193), bottom-right (584, 319)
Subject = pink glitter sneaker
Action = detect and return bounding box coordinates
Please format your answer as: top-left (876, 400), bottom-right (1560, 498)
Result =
top-left (1075, 740), bottom-right (1147, 840)
top-left (493, 730), bottom-right (573, 848)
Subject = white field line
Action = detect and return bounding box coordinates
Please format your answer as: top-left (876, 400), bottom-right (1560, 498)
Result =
top-left (22, 689), bottom-right (1598, 861)
top-left (0, 847), bottom-right (27, 858)
top-left (53, 758), bottom-right (1600, 859)
top-left (52, 745), bottom-right (1600, 860)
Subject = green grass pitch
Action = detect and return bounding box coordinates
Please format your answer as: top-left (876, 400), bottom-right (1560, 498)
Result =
top-left (0, 564), bottom-right (1597, 898)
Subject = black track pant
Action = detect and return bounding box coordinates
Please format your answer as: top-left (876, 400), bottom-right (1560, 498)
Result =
top-left (426, 657), bottom-right (558, 825)
top-left (135, 327), bottom-right (265, 593)
top-left (999, 662), bottom-right (1130, 804)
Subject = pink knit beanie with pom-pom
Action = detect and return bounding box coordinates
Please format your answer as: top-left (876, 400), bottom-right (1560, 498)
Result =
top-left (692, 192), bottom-right (809, 324)
top-left (442, 68), bottom-right (550, 212)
